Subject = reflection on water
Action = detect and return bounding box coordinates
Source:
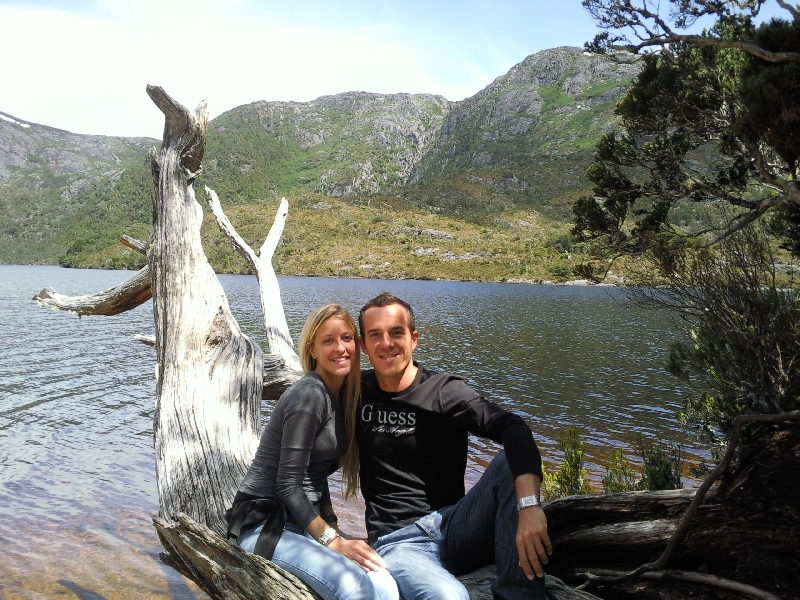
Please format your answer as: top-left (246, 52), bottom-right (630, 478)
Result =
top-left (1, 266), bottom-right (695, 598)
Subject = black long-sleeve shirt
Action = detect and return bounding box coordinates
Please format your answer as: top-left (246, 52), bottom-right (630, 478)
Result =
top-left (357, 363), bottom-right (542, 541)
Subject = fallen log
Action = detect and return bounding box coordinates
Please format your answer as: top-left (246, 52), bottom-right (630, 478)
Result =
top-left (544, 422), bottom-right (800, 600)
top-left (153, 511), bottom-right (605, 600)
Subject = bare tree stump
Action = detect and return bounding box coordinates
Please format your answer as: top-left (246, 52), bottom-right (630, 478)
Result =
top-left (146, 85), bottom-right (263, 533)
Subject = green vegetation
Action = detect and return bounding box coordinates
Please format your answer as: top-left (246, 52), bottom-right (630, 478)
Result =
top-left (636, 438), bottom-right (684, 492)
top-left (200, 193), bottom-right (586, 282)
top-left (543, 426), bottom-right (591, 498)
top-left (0, 47), bottom-right (640, 280)
top-left (632, 223), bottom-right (800, 449)
top-left (600, 447), bottom-right (637, 493)
top-left (574, 8), bottom-right (800, 256)
top-left (543, 427), bottom-right (686, 499)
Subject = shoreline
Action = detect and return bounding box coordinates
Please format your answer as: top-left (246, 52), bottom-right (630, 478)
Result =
top-left (2, 262), bottom-right (624, 287)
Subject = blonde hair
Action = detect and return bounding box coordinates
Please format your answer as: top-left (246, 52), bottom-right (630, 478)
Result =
top-left (298, 304), bottom-right (361, 499)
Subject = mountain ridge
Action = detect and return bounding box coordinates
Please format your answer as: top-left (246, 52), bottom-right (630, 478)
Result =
top-left (0, 46), bottom-right (638, 282)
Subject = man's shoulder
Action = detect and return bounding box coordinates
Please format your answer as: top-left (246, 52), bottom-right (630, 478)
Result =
top-left (360, 363), bottom-right (474, 404)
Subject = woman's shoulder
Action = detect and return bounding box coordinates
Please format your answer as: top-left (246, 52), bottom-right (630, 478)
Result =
top-left (279, 373), bottom-right (331, 409)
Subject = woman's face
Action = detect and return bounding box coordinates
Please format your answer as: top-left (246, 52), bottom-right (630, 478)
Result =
top-left (310, 317), bottom-right (357, 387)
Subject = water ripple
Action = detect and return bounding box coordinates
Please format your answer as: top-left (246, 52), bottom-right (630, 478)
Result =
top-left (1, 267), bottom-right (704, 597)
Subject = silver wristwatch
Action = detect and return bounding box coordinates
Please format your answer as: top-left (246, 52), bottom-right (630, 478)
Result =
top-left (516, 495), bottom-right (541, 512)
top-left (318, 526), bottom-right (339, 546)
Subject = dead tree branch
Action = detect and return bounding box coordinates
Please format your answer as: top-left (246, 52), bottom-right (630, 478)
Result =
top-left (33, 266), bottom-right (152, 316)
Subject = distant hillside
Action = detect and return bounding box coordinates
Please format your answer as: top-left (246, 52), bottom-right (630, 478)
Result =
top-left (197, 47), bottom-right (637, 221)
top-left (0, 47), bottom-right (639, 281)
top-left (0, 111), bottom-right (156, 265)
top-left (201, 92), bottom-right (449, 201)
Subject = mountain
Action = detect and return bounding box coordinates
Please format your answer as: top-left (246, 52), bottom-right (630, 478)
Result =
top-left (0, 47), bottom-right (639, 279)
top-left (405, 47), bottom-right (638, 218)
top-left (198, 47), bottom-right (637, 220)
top-left (201, 91), bottom-right (449, 202)
top-left (0, 111), bottom-right (156, 265)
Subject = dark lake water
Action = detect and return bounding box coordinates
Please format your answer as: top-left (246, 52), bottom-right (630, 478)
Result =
top-left (0, 265), bottom-right (699, 598)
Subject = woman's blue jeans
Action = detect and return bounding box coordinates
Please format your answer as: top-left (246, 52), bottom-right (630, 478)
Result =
top-left (372, 451), bottom-right (546, 600)
top-left (238, 520), bottom-right (399, 600)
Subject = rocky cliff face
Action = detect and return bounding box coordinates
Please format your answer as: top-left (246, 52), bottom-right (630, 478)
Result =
top-left (202, 47), bottom-right (637, 207)
top-left (0, 112), bottom-right (156, 263)
top-left (0, 111), bottom-right (154, 186)
top-left (413, 47), bottom-right (638, 176)
top-left (202, 91), bottom-right (449, 199)
top-left (403, 47), bottom-right (639, 217)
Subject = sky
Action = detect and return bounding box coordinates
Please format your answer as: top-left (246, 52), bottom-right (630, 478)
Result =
top-left (0, 0), bottom-right (792, 139)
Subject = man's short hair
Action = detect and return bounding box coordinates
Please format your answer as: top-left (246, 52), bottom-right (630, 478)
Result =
top-left (359, 291), bottom-right (416, 338)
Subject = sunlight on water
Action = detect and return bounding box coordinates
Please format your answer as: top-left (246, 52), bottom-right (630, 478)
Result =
top-left (1, 266), bottom-right (698, 598)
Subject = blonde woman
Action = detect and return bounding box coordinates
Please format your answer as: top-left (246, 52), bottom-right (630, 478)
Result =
top-left (226, 304), bottom-right (398, 600)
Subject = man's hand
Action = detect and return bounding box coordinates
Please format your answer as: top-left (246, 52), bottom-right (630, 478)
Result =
top-left (516, 505), bottom-right (551, 578)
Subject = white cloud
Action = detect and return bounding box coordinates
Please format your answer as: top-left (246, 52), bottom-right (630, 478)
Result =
top-left (0, 0), bottom-right (595, 137)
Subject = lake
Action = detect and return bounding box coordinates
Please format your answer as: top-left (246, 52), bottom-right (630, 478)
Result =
top-left (0, 265), bottom-right (698, 598)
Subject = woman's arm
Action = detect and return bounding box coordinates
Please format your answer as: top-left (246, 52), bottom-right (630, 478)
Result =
top-left (276, 380), bottom-right (385, 570)
top-left (275, 394), bottom-right (327, 528)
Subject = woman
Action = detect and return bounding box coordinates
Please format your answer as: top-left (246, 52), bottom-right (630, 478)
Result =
top-left (226, 304), bottom-right (398, 600)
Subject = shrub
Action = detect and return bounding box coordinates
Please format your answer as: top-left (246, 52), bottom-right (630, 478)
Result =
top-left (543, 426), bottom-right (592, 499)
top-left (636, 438), bottom-right (684, 491)
top-left (601, 447), bottom-right (637, 493)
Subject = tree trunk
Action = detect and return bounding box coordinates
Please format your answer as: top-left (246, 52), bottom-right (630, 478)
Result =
top-left (146, 85), bottom-right (262, 533)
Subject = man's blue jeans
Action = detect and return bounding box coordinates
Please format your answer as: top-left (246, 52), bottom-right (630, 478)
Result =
top-left (373, 451), bottom-right (546, 600)
top-left (238, 520), bottom-right (399, 600)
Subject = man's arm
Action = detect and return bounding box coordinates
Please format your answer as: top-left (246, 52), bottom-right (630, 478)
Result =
top-left (514, 473), bottom-right (552, 579)
top-left (441, 377), bottom-right (552, 576)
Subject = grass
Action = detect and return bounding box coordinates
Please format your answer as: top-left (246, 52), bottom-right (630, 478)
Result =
top-left (51, 190), bottom-right (633, 284)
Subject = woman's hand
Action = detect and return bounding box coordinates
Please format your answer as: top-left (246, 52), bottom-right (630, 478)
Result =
top-left (327, 537), bottom-right (386, 572)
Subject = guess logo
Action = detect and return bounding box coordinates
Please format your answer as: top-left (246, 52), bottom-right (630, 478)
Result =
top-left (360, 403), bottom-right (416, 435)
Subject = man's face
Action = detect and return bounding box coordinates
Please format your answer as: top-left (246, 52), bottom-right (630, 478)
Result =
top-left (360, 303), bottom-right (419, 383)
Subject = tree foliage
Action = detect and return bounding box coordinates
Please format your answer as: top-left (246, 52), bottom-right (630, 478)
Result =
top-left (543, 426), bottom-right (592, 498)
top-left (574, 1), bottom-right (800, 254)
top-left (632, 223), bottom-right (800, 443)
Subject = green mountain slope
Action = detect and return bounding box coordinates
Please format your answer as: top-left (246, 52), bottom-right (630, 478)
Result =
top-left (199, 91), bottom-right (449, 201)
top-left (0, 111), bottom-right (156, 264)
top-left (406, 47), bottom-right (638, 220)
top-left (0, 47), bottom-right (640, 282)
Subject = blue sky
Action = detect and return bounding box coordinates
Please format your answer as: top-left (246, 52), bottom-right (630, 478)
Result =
top-left (0, 0), bottom-right (792, 138)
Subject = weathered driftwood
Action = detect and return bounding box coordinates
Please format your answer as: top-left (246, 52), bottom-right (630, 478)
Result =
top-left (33, 263), bottom-right (152, 316)
top-left (154, 513), bottom-right (320, 600)
top-left (33, 235), bottom-right (151, 316)
top-left (204, 187), bottom-right (301, 375)
top-left (202, 186), bottom-right (301, 399)
top-left (153, 511), bottom-right (604, 600)
top-left (145, 84), bottom-right (263, 533)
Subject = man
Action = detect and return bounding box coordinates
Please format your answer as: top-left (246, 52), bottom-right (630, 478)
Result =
top-left (357, 291), bottom-right (551, 600)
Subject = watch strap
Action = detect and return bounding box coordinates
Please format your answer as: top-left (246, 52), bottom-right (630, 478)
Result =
top-left (516, 494), bottom-right (541, 512)
top-left (318, 527), bottom-right (339, 546)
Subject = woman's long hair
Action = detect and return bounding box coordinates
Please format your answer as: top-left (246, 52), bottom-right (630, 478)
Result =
top-left (298, 304), bottom-right (361, 499)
